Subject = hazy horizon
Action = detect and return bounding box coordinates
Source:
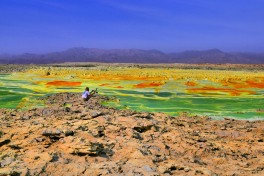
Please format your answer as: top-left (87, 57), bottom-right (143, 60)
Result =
top-left (1, 0), bottom-right (264, 54)
top-left (2, 47), bottom-right (264, 56)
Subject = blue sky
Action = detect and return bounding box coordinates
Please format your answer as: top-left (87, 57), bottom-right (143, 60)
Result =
top-left (1, 0), bottom-right (264, 54)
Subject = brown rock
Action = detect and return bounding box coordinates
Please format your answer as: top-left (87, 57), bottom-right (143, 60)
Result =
top-left (0, 92), bottom-right (263, 175)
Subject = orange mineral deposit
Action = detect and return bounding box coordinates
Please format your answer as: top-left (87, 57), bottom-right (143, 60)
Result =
top-left (188, 86), bottom-right (255, 96)
top-left (46, 81), bottom-right (82, 87)
top-left (185, 81), bottom-right (197, 86)
top-left (134, 82), bottom-right (164, 88)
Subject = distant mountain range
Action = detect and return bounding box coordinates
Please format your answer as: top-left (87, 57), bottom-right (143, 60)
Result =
top-left (0, 47), bottom-right (263, 64)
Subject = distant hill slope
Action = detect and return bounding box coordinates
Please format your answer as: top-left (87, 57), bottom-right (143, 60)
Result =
top-left (169, 49), bottom-right (264, 64)
top-left (0, 47), bottom-right (263, 64)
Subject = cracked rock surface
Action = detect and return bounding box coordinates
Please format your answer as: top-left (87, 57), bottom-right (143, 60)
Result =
top-left (0, 93), bottom-right (263, 176)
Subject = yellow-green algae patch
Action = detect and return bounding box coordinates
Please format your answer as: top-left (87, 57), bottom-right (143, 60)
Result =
top-left (1, 68), bottom-right (264, 119)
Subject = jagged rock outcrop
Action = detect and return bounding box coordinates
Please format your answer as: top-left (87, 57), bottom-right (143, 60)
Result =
top-left (0, 93), bottom-right (263, 175)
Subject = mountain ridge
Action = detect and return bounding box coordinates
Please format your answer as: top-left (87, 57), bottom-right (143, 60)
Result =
top-left (0, 47), bottom-right (263, 64)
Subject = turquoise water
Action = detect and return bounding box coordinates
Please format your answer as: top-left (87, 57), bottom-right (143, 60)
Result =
top-left (0, 74), bottom-right (263, 119)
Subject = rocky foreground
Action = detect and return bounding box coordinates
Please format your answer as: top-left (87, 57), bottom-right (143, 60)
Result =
top-left (0, 93), bottom-right (263, 176)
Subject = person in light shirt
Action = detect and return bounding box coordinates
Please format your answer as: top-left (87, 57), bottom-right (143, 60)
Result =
top-left (82, 87), bottom-right (96, 101)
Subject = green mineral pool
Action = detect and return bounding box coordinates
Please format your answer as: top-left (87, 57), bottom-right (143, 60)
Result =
top-left (0, 73), bottom-right (263, 119)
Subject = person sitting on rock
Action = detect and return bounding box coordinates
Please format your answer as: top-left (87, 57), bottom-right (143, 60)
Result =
top-left (82, 87), bottom-right (96, 101)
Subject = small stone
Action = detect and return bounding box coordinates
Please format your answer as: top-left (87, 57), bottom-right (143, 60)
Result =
top-left (65, 107), bottom-right (71, 112)
top-left (32, 121), bottom-right (40, 125)
top-left (50, 153), bottom-right (59, 162)
top-left (211, 173), bottom-right (219, 176)
top-left (0, 139), bottom-right (11, 147)
top-left (65, 130), bottom-right (74, 136)
top-left (157, 165), bottom-right (167, 173)
top-left (72, 142), bottom-right (104, 156)
top-left (63, 158), bottom-right (71, 164)
top-left (42, 109), bottom-right (52, 116)
top-left (193, 157), bottom-right (205, 165)
top-left (203, 169), bottom-right (212, 175)
top-left (42, 129), bottom-right (63, 140)
top-left (77, 126), bottom-right (88, 131)
top-left (193, 131), bottom-right (200, 136)
top-left (42, 130), bottom-right (52, 136)
top-left (132, 132), bottom-right (143, 140)
top-left (198, 138), bottom-right (207, 142)
top-left (0, 157), bottom-right (14, 167)
top-left (80, 114), bottom-right (86, 118)
top-left (133, 125), bottom-right (152, 133)
top-left (184, 167), bottom-right (191, 172)
top-left (35, 137), bottom-right (44, 142)
top-left (143, 165), bottom-right (154, 172)
top-left (55, 129), bottom-right (62, 135)
top-left (83, 117), bottom-right (90, 120)
top-left (9, 144), bottom-right (22, 150)
top-left (21, 115), bottom-right (30, 120)
top-left (0, 168), bottom-right (12, 175)
top-left (91, 111), bottom-right (103, 118)
top-left (89, 126), bottom-right (105, 138)
top-left (74, 110), bottom-right (81, 113)
top-left (195, 170), bottom-right (203, 174)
